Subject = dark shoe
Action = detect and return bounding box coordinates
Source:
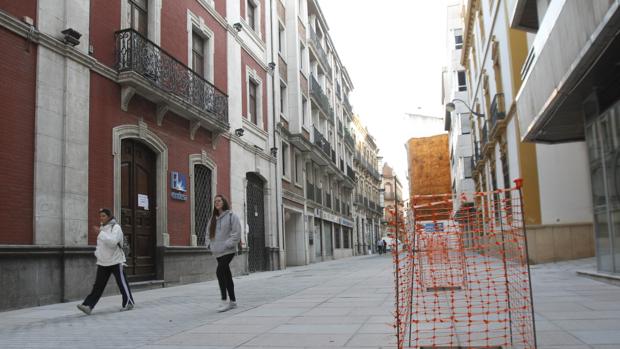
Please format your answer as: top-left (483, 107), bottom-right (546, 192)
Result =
top-left (77, 304), bottom-right (92, 315)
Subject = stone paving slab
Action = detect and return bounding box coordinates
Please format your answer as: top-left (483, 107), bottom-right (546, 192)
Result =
top-left (0, 256), bottom-right (619, 349)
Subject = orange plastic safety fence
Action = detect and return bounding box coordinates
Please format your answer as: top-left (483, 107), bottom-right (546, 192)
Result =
top-left (391, 186), bottom-right (536, 349)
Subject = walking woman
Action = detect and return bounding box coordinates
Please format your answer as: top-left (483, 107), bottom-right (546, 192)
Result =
top-left (205, 195), bottom-right (242, 312)
top-left (77, 208), bottom-right (134, 315)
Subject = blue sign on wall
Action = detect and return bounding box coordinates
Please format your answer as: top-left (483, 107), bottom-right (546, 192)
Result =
top-left (423, 222), bottom-right (444, 233)
top-left (170, 171), bottom-right (187, 193)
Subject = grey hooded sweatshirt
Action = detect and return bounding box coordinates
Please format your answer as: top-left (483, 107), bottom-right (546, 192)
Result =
top-left (205, 210), bottom-right (242, 258)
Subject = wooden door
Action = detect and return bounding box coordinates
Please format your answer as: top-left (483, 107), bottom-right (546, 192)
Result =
top-left (121, 139), bottom-right (157, 280)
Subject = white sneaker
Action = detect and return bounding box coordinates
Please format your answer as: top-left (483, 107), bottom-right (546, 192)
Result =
top-left (120, 303), bottom-right (134, 312)
top-left (217, 301), bottom-right (237, 312)
top-left (216, 300), bottom-right (229, 312)
top-left (77, 304), bottom-right (92, 315)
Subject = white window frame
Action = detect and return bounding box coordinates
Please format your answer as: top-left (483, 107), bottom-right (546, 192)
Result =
top-left (121, 0), bottom-right (162, 44)
top-left (246, 0), bottom-right (261, 38)
top-left (280, 81), bottom-right (288, 119)
top-left (282, 140), bottom-right (291, 181)
top-left (301, 95), bottom-right (308, 129)
top-left (187, 10), bottom-right (215, 83)
top-left (278, 21), bottom-right (286, 56)
top-left (245, 67), bottom-right (264, 129)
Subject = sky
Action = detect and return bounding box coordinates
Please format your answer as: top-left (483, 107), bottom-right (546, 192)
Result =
top-left (319, 0), bottom-right (449, 194)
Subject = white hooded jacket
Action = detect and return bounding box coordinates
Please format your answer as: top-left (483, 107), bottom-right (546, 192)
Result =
top-left (94, 219), bottom-right (126, 266)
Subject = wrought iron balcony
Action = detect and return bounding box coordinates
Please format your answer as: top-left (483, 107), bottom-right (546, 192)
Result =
top-left (344, 128), bottom-right (355, 148)
top-left (310, 75), bottom-right (334, 119)
top-left (308, 27), bottom-right (332, 76)
top-left (490, 93), bottom-right (506, 137)
top-left (347, 165), bottom-right (356, 181)
top-left (115, 29), bottom-right (228, 137)
top-left (313, 126), bottom-right (331, 157)
top-left (343, 95), bottom-right (353, 115)
top-left (480, 124), bottom-right (489, 151)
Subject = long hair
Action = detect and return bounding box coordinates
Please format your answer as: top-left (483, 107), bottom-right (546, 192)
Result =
top-left (209, 195), bottom-right (230, 239)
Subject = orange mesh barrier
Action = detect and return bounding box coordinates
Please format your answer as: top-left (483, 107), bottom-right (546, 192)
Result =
top-left (391, 181), bottom-right (536, 349)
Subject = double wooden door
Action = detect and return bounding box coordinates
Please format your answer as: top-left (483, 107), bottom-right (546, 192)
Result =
top-left (121, 139), bottom-right (156, 280)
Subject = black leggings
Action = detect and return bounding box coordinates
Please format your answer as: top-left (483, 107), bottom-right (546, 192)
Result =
top-left (216, 253), bottom-right (236, 302)
top-left (83, 264), bottom-right (135, 308)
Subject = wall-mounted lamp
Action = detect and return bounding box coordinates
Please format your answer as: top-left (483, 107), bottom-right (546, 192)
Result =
top-left (234, 128), bottom-right (244, 137)
top-left (446, 99), bottom-right (485, 118)
top-left (61, 28), bottom-right (81, 46)
top-left (270, 147), bottom-right (278, 157)
top-left (268, 62), bottom-right (276, 71)
top-left (233, 22), bottom-right (243, 32)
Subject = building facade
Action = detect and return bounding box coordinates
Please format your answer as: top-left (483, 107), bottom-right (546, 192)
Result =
top-left (443, 1), bottom-right (475, 216)
top-left (0, 0), bottom-right (373, 310)
top-left (382, 163), bottom-right (402, 237)
top-left (511, 0), bottom-right (620, 274)
top-left (447, 0), bottom-right (595, 264)
top-left (351, 116), bottom-right (382, 254)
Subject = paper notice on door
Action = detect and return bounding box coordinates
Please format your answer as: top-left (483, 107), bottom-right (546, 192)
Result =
top-left (138, 194), bottom-right (149, 210)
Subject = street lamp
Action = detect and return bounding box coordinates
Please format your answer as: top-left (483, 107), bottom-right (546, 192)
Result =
top-left (446, 98), bottom-right (485, 118)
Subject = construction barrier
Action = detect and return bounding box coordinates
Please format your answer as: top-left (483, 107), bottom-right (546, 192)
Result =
top-left (391, 181), bottom-right (536, 349)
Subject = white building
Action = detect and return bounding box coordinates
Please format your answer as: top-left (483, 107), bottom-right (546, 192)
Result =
top-left (511, 0), bottom-right (619, 273)
top-left (449, 0), bottom-right (594, 263)
top-left (442, 1), bottom-right (475, 216)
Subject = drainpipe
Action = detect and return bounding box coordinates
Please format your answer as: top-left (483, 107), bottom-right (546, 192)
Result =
top-left (269, 0), bottom-right (282, 269)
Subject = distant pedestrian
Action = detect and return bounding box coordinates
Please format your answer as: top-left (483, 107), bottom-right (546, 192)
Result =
top-left (77, 208), bottom-right (134, 315)
top-left (205, 195), bottom-right (242, 312)
top-left (377, 239), bottom-right (384, 255)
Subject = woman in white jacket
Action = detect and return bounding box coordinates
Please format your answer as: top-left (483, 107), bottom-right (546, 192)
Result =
top-left (77, 208), bottom-right (135, 315)
top-left (205, 195), bottom-right (241, 312)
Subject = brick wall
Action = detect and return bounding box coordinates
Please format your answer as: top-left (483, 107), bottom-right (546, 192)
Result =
top-left (0, 28), bottom-right (36, 244)
top-left (88, 73), bottom-right (230, 246)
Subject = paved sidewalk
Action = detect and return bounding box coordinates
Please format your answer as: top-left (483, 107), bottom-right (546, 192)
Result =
top-left (0, 255), bottom-right (397, 349)
top-left (1, 256), bottom-right (619, 348)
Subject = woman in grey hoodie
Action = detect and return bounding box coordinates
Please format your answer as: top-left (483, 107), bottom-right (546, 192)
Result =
top-left (77, 208), bottom-right (134, 315)
top-left (205, 195), bottom-right (241, 312)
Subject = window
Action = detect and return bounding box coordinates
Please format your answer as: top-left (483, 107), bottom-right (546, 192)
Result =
top-left (282, 141), bottom-right (289, 178)
top-left (461, 114), bottom-right (471, 134)
top-left (299, 42), bottom-right (305, 70)
top-left (192, 32), bottom-right (205, 77)
top-left (249, 79), bottom-right (258, 124)
top-left (454, 28), bottom-right (463, 49)
top-left (129, 0), bottom-right (148, 36)
top-left (247, 0), bottom-right (257, 31)
top-left (301, 96), bottom-right (307, 126)
top-left (278, 24), bottom-right (285, 55)
top-left (457, 70), bottom-right (467, 91)
top-left (294, 151), bottom-right (302, 184)
top-left (463, 156), bottom-right (472, 178)
top-left (280, 82), bottom-right (287, 116)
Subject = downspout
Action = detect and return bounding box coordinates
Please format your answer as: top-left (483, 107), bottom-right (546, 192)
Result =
top-left (269, 0), bottom-right (282, 268)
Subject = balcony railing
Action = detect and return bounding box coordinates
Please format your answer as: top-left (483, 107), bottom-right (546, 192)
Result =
top-left (480, 124), bottom-right (489, 150)
top-left (331, 149), bottom-right (336, 163)
top-left (490, 93), bottom-right (506, 135)
top-left (325, 193), bottom-right (332, 208)
top-left (310, 75), bottom-right (334, 119)
top-left (347, 165), bottom-right (356, 181)
top-left (343, 95), bottom-right (353, 115)
top-left (335, 198), bottom-right (340, 213)
top-left (313, 126), bottom-right (331, 157)
top-left (308, 27), bottom-right (332, 76)
top-left (344, 129), bottom-right (355, 148)
top-left (115, 29), bottom-right (228, 131)
top-left (340, 159), bottom-right (345, 172)
top-left (315, 187), bottom-right (322, 204)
